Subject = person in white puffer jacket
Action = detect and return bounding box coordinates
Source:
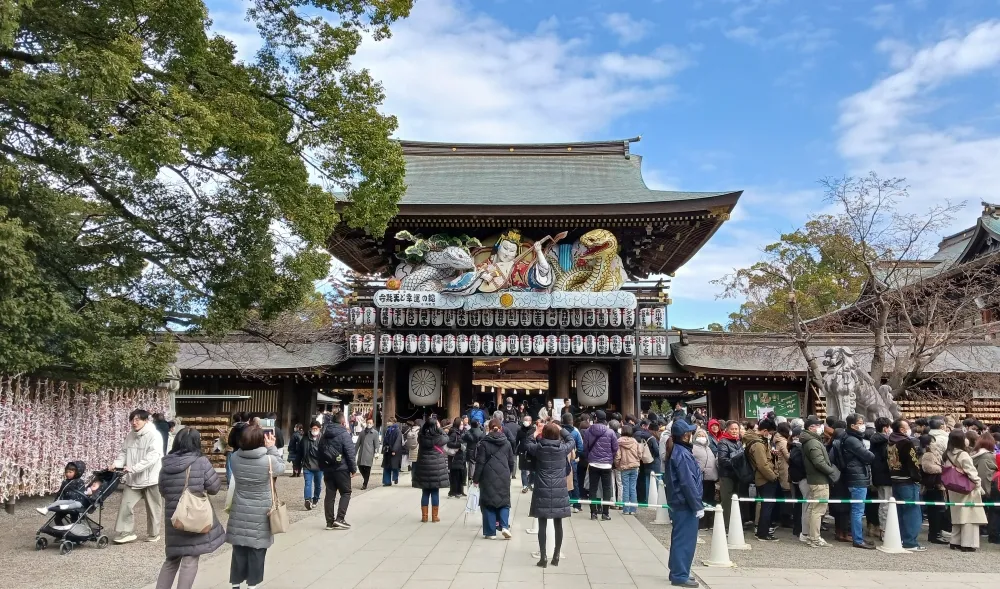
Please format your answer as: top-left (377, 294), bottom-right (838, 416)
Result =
top-left (113, 409), bottom-right (165, 544)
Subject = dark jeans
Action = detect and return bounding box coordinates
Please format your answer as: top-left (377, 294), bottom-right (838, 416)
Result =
top-left (637, 463), bottom-right (652, 504)
top-left (924, 487), bottom-right (947, 541)
top-left (421, 488), bottom-right (440, 507)
top-left (589, 466), bottom-right (613, 516)
top-left (700, 480), bottom-right (716, 529)
top-left (568, 461), bottom-right (580, 503)
top-left (229, 546), bottom-right (266, 586)
top-left (359, 465), bottom-right (371, 487)
top-left (755, 481), bottom-right (778, 539)
top-left (449, 469), bottom-right (465, 496)
top-left (893, 482), bottom-right (922, 548)
top-left (536, 517), bottom-right (564, 557)
top-left (577, 457), bottom-right (590, 499)
top-left (323, 470), bottom-right (352, 524)
top-left (482, 505), bottom-right (510, 537)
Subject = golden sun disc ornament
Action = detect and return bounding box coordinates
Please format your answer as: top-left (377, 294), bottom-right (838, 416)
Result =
top-left (499, 293), bottom-right (515, 308)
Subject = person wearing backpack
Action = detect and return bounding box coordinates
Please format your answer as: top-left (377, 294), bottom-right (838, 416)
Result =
top-left (801, 416), bottom-right (837, 547)
top-left (827, 419), bottom-right (852, 543)
top-left (716, 420), bottom-right (745, 529)
top-left (786, 427), bottom-right (807, 541)
top-left (868, 417), bottom-right (893, 540)
top-left (888, 419), bottom-right (924, 551)
top-left (318, 412), bottom-right (357, 530)
top-left (944, 429), bottom-right (987, 551)
top-left (743, 419), bottom-right (779, 542)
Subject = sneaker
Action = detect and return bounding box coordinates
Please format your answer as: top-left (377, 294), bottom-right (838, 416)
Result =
top-left (483, 534), bottom-right (496, 540)
top-left (312, 499), bottom-right (320, 507)
top-left (332, 520), bottom-right (351, 530)
top-left (113, 534), bottom-right (137, 544)
top-left (305, 501), bottom-right (312, 511)
top-left (502, 528), bottom-right (512, 539)
top-left (146, 535), bottom-right (160, 542)
top-left (756, 535), bottom-right (779, 542)
top-left (35, 507), bottom-right (48, 515)
top-left (591, 514), bottom-right (599, 521)
top-left (798, 533), bottom-right (808, 543)
top-left (325, 523), bottom-right (336, 530)
top-left (808, 538), bottom-right (831, 548)
top-left (670, 580), bottom-right (699, 588)
top-left (601, 514), bottom-right (612, 521)
top-left (905, 546), bottom-right (927, 552)
top-left (853, 541), bottom-right (876, 550)
top-left (940, 531), bottom-right (953, 538)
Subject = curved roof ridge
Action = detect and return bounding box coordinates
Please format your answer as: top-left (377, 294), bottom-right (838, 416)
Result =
top-left (399, 137), bottom-right (642, 157)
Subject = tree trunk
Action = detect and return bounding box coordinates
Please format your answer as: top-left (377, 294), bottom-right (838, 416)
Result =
top-left (869, 296), bottom-right (890, 384)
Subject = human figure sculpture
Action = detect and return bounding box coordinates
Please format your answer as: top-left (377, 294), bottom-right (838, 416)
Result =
top-left (822, 347), bottom-right (902, 422)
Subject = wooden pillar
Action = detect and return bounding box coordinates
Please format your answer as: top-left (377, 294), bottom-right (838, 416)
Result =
top-left (496, 387), bottom-right (504, 408)
top-left (553, 359), bottom-right (570, 400)
top-left (280, 378), bottom-right (294, 435)
top-left (620, 359), bottom-right (635, 415)
top-left (384, 358), bottom-right (398, 422)
top-left (447, 360), bottom-right (461, 420)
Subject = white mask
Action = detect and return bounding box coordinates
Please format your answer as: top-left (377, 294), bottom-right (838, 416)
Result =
top-left (522, 421), bottom-right (530, 427)
top-left (695, 437), bottom-right (708, 445)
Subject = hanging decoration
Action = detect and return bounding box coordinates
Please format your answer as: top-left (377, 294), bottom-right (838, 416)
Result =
top-left (575, 364), bottom-right (610, 407)
top-left (408, 364), bottom-right (442, 406)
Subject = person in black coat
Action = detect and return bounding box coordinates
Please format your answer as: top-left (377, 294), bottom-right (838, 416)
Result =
top-left (474, 418), bottom-right (516, 539)
top-left (413, 417), bottom-right (450, 523)
top-left (318, 412), bottom-right (357, 529)
top-left (447, 417), bottom-right (467, 498)
top-left (525, 422), bottom-right (575, 568)
top-left (516, 416), bottom-right (536, 493)
top-left (868, 417), bottom-right (892, 535)
top-left (463, 420), bottom-right (486, 485)
top-left (841, 414), bottom-right (875, 549)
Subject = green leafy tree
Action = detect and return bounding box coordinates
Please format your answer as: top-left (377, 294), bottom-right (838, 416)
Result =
top-left (0, 0), bottom-right (410, 384)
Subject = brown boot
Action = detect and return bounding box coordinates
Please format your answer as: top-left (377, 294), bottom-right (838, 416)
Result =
top-left (421, 506), bottom-right (428, 523)
top-left (432, 506), bottom-right (440, 523)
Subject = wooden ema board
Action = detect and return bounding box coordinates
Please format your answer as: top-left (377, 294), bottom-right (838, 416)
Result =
top-left (183, 416), bottom-right (230, 469)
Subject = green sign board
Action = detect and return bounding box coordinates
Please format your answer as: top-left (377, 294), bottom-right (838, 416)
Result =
top-left (743, 391), bottom-right (801, 419)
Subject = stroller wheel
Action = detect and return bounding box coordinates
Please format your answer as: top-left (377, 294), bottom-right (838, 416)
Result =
top-left (96, 535), bottom-right (109, 548)
top-left (34, 538), bottom-right (47, 551)
top-left (59, 542), bottom-right (73, 555)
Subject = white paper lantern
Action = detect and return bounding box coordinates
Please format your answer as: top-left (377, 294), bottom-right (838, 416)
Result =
top-left (558, 335), bottom-right (571, 355)
top-left (379, 308), bottom-right (392, 327)
top-left (393, 309), bottom-right (406, 327)
top-left (532, 335), bottom-right (545, 355)
top-left (609, 335), bottom-right (622, 355)
top-left (597, 335), bottom-right (609, 355)
top-left (609, 308), bottom-right (622, 327)
top-left (584, 335), bottom-right (596, 355)
top-left (558, 309), bottom-right (571, 328)
top-left (364, 307), bottom-right (376, 325)
top-left (380, 334), bottom-right (392, 354)
top-left (653, 307), bottom-right (665, 327)
top-left (432, 310), bottom-right (444, 327)
top-left (507, 309), bottom-right (519, 327)
top-left (655, 336), bottom-right (667, 356)
top-left (520, 334), bottom-right (532, 354)
top-left (419, 309), bottom-right (431, 327)
top-left (584, 309), bottom-right (596, 327)
top-left (507, 335), bottom-right (520, 355)
top-left (471, 334), bottom-right (483, 355)
top-left (576, 363), bottom-right (610, 407)
top-left (520, 310), bottom-right (532, 326)
top-left (392, 334), bottom-right (404, 354)
top-left (469, 310), bottom-right (482, 327)
top-left (362, 334), bottom-right (375, 354)
top-left (457, 311), bottom-right (468, 327)
top-left (546, 310), bottom-right (558, 327)
top-left (623, 335), bottom-right (635, 355)
top-left (571, 335), bottom-right (584, 354)
top-left (457, 334), bottom-right (469, 354)
top-left (623, 308), bottom-right (635, 327)
top-left (481, 310), bottom-right (494, 327)
top-left (639, 308), bottom-right (651, 328)
top-left (418, 334), bottom-right (431, 354)
top-left (409, 364), bottom-right (441, 407)
top-left (406, 309), bottom-right (418, 327)
top-left (639, 336), bottom-right (652, 356)
top-left (350, 307), bottom-right (362, 325)
top-left (492, 309), bottom-right (503, 327)
top-left (349, 334), bottom-right (362, 354)
top-left (571, 309), bottom-right (583, 327)
top-left (431, 334), bottom-right (443, 354)
top-left (597, 308), bottom-right (609, 327)
top-left (444, 309), bottom-right (456, 327)
top-left (494, 334), bottom-right (506, 355)
top-left (533, 310), bottom-right (545, 327)
top-left (545, 335), bottom-right (558, 355)
top-left (405, 334), bottom-right (418, 354)
top-left (443, 334), bottom-right (456, 354)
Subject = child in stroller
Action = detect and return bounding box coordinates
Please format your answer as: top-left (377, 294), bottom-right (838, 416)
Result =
top-left (35, 462), bottom-right (123, 555)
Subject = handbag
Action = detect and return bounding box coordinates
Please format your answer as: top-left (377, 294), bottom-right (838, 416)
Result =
top-left (171, 465), bottom-right (214, 533)
top-left (267, 456), bottom-right (289, 534)
top-left (941, 454), bottom-right (976, 495)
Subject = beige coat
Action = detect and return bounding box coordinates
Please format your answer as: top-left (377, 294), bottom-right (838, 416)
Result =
top-left (615, 436), bottom-right (642, 471)
top-left (773, 433), bottom-right (791, 490)
top-left (944, 449), bottom-right (988, 525)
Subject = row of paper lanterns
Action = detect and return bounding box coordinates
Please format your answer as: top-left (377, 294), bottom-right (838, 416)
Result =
top-left (348, 333), bottom-right (669, 356)
top-left (350, 306), bottom-right (666, 329)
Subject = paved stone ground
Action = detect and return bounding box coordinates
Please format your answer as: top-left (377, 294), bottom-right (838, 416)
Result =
top-left (136, 476), bottom-right (672, 589)
top-left (694, 567), bottom-right (992, 589)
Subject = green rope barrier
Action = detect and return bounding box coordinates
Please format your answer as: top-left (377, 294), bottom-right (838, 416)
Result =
top-left (736, 497), bottom-right (1000, 507)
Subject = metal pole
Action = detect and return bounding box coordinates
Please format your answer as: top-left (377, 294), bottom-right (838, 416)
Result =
top-left (373, 324), bottom-right (381, 433)
top-left (634, 309), bottom-right (641, 417)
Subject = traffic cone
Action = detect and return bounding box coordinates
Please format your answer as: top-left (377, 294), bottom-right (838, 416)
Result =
top-left (703, 504), bottom-right (734, 567)
top-left (727, 494), bottom-right (750, 550)
top-left (647, 473), bottom-right (659, 510)
top-left (876, 498), bottom-right (908, 554)
top-left (654, 478), bottom-right (670, 525)
top-left (526, 516), bottom-right (538, 535)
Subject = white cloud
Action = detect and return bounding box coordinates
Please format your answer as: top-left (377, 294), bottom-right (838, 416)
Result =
top-left (603, 12), bottom-right (653, 45)
top-left (351, 0), bottom-right (690, 142)
top-left (724, 26), bottom-right (760, 44)
top-left (838, 20), bottom-right (1000, 230)
top-left (859, 4), bottom-right (898, 31)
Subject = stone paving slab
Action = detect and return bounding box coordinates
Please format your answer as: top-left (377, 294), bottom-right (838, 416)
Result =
top-left (693, 567), bottom-right (994, 589)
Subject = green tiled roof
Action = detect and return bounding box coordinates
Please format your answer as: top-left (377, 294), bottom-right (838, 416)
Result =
top-left (399, 154), bottom-right (735, 206)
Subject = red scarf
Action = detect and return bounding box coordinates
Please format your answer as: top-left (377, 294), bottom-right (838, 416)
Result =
top-left (721, 431), bottom-right (740, 442)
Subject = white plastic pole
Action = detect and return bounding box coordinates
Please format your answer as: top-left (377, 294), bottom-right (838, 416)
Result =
top-left (727, 494), bottom-right (750, 550)
top-left (703, 504), bottom-right (734, 567)
top-left (876, 498), bottom-right (908, 554)
top-left (654, 478), bottom-right (670, 524)
top-left (526, 516), bottom-right (538, 535)
top-left (647, 472), bottom-right (660, 510)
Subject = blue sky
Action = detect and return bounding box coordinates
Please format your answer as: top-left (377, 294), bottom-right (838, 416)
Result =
top-left (206, 0), bottom-right (1000, 328)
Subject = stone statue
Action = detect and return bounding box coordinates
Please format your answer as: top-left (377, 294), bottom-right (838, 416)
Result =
top-left (822, 347), bottom-right (902, 422)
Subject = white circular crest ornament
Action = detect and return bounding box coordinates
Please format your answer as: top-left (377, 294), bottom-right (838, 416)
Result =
top-left (409, 364), bottom-right (441, 406)
top-left (575, 363), bottom-right (610, 407)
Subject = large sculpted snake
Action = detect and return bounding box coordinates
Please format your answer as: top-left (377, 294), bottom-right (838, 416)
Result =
top-left (546, 229), bottom-right (624, 292)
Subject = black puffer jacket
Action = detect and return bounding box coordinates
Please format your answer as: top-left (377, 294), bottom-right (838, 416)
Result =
top-left (869, 432), bottom-right (892, 487)
top-left (412, 427), bottom-right (450, 490)
top-left (526, 431), bottom-right (574, 519)
top-left (463, 426), bottom-right (485, 464)
top-left (158, 452), bottom-right (225, 558)
top-left (716, 436), bottom-right (742, 480)
top-left (516, 424), bottom-right (536, 472)
top-left (474, 432), bottom-right (515, 509)
top-left (448, 429), bottom-right (466, 472)
top-left (319, 423), bottom-right (357, 474)
top-left (840, 428), bottom-right (874, 488)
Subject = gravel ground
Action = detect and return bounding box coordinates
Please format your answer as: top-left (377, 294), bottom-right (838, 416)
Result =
top-left (636, 509), bottom-right (1000, 572)
top-left (0, 465), bottom-right (389, 589)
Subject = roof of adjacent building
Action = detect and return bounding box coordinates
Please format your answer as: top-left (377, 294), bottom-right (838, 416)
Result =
top-left (174, 341), bottom-right (344, 372)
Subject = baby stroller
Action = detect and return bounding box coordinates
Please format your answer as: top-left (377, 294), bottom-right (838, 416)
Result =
top-left (35, 469), bottom-right (123, 555)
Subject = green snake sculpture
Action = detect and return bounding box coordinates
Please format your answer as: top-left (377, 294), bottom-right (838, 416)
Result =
top-left (546, 229), bottom-right (624, 292)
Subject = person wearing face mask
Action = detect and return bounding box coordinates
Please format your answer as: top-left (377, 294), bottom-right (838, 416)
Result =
top-left (381, 417), bottom-right (404, 486)
top-left (691, 427), bottom-right (717, 530)
top-left (743, 419), bottom-right (779, 542)
top-left (841, 413), bottom-right (876, 549)
top-left (800, 416), bottom-right (837, 547)
top-left (887, 419), bottom-right (924, 551)
top-left (664, 418), bottom-right (703, 588)
top-left (354, 418), bottom-right (379, 490)
top-left (516, 416), bottom-right (536, 493)
top-left (297, 422), bottom-right (324, 510)
top-left (716, 420), bottom-right (743, 529)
